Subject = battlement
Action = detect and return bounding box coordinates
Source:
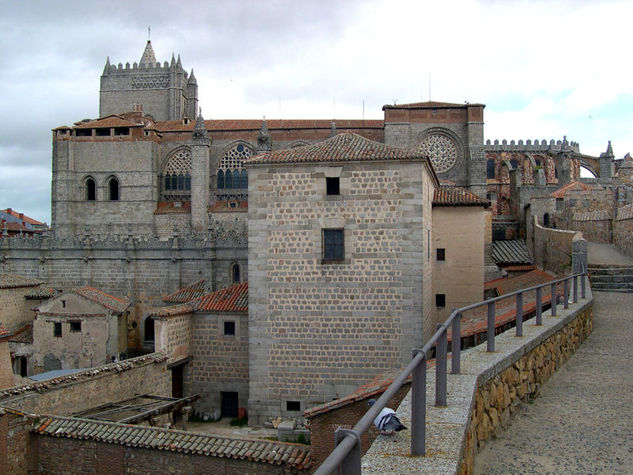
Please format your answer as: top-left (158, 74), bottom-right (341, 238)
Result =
top-left (485, 138), bottom-right (580, 153)
top-left (102, 61), bottom-right (189, 78)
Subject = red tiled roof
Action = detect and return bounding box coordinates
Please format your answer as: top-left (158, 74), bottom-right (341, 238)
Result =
top-left (433, 186), bottom-right (490, 207)
top-left (0, 273), bottom-right (42, 289)
top-left (154, 201), bottom-right (191, 214)
top-left (382, 101), bottom-right (484, 110)
top-left (1, 209), bottom-right (45, 226)
top-left (194, 282), bottom-right (248, 313)
top-left (163, 280), bottom-right (211, 303)
top-left (485, 269), bottom-right (556, 296)
top-left (0, 222), bottom-right (38, 234)
top-left (0, 324), bottom-right (9, 338)
top-left (550, 181), bottom-right (598, 198)
top-left (154, 119), bottom-right (383, 133)
top-left (8, 324), bottom-right (32, 344)
top-left (246, 132), bottom-right (428, 165)
top-left (209, 200), bottom-right (248, 212)
top-left (73, 287), bottom-right (131, 313)
top-left (73, 115), bottom-right (141, 129)
top-left (505, 265), bottom-right (537, 272)
top-left (150, 303), bottom-right (194, 318)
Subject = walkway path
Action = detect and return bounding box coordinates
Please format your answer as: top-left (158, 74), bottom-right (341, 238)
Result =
top-left (587, 241), bottom-right (633, 266)
top-left (474, 288), bottom-right (633, 473)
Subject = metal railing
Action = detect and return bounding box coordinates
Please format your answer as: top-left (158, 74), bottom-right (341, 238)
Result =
top-left (315, 270), bottom-right (588, 475)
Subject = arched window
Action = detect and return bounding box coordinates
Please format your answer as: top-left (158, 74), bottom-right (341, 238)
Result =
top-left (510, 159), bottom-right (518, 170)
top-left (231, 263), bottom-right (241, 283)
top-left (85, 177), bottom-right (96, 201)
top-left (108, 177), bottom-right (119, 201)
top-left (217, 170), bottom-right (225, 189)
top-left (487, 159), bottom-right (496, 179)
top-left (144, 316), bottom-right (155, 343)
top-left (162, 148), bottom-right (192, 200)
top-left (240, 170), bottom-right (248, 189)
top-left (225, 170), bottom-right (233, 189)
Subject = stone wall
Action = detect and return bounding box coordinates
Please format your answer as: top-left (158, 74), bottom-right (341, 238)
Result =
top-left (531, 218), bottom-right (579, 274)
top-left (0, 341), bottom-right (14, 389)
top-left (248, 160), bottom-right (432, 424)
top-left (155, 313), bottom-right (192, 364)
top-left (571, 209), bottom-right (612, 243)
top-left (187, 311), bottom-right (249, 414)
top-left (460, 306), bottom-right (592, 473)
top-left (614, 203), bottom-right (633, 257)
top-left (0, 286), bottom-right (39, 333)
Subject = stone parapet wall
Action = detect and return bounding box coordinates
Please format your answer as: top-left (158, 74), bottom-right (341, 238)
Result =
top-left (531, 218), bottom-right (579, 274)
top-left (614, 203), bottom-right (633, 257)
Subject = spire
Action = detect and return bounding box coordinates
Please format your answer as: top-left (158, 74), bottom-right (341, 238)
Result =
top-left (257, 117), bottom-right (272, 152)
top-left (176, 54), bottom-right (182, 69)
top-left (330, 120), bottom-right (337, 138)
top-left (192, 112), bottom-right (209, 145)
top-left (188, 69), bottom-right (197, 84)
top-left (606, 140), bottom-right (614, 157)
top-left (103, 56), bottom-right (111, 74)
top-left (140, 40), bottom-right (157, 67)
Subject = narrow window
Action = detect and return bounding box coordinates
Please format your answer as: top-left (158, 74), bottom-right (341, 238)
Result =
top-left (184, 174), bottom-right (191, 191)
top-left (108, 177), bottom-right (119, 201)
top-left (70, 321), bottom-right (82, 332)
top-left (510, 159), bottom-right (518, 170)
top-left (144, 317), bottom-right (155, 342)
top-left (543, 213), bottom-right (550, 227)
top-left (54, 322), bottom-right (62, 337)
top-left (17, 356), bottom-right (27, 377)
top-left (326, 177), bottom-right (340, 195)
top-left (486, 159), bottom-right (496, 179)
top-left (85, 178), bottom-right (96, 201)
top-left (224, 321), bottom-right (236, 336)
top-left (240, 170), bottom-right (248, 189)
top-left (177, 174), bottom-right (185, 190)
top-left (323, 229), bottom-right (344, 262)
top-left (164, 175), bottom-right (171, 191)
top-left (217, 170), bottom-right (225, 189)
top-left (436, 248), bottom-right (446, 261)
top-left (171, 174), bottom-right (178, 190)
top-left (231, 263), bottom-right (241, 283)
top-left (225, 170), bottom-right (233, 189)
top-left (61, 300), bottom-right (66, 308)
top-left (435, 294), bottom-right (446, 308)
top-left (286, 401), bottom-right (301, 412)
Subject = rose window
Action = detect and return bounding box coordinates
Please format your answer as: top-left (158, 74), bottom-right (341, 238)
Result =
top-left (419, 135), bottom-right (458, 173)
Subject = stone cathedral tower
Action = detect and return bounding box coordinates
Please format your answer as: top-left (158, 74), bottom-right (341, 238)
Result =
top-left (99, 40), bottom-right (198, 121)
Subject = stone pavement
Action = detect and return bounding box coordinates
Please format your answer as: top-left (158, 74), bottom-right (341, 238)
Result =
top-left (587, 241), bottom-right (633, 266)
top-left (473, 290), bottom-right (633, 474)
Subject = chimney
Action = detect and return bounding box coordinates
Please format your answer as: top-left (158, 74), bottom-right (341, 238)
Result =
top-left (19, 213), bottom-right (24, 219)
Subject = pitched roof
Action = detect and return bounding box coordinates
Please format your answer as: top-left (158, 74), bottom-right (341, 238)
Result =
top-left (0, 208), bottom-right (45, 226)
top-left (246, 132), bottom-right (428, 165)
top-left (163, 279), bottom-right (211, 303)
top-left (0, 273), bottom-right (42, 289)
top-left (7, 323), bottom-right (32, 344)
top-left (433, 186), bottom-right (490, 207)
top-left (490, 240), bottom-right (532, 265)
top-left (140, 40), bottom-right (157, 67)
top-left (550, 181), bottom-right (598, 198)
top-left (73, 287), bottom-right (131, 313)
top-left (31, 415), bottom-right (310, 470)
top-left (74, 115), bottom-right (141, 129)
top-left (154, 119), bottom-right (383, 133)
top-left (485, 269), bottom-right (556, 296)
top-left (194, 282), bottom-right (248, 313)
top-left (24, 285), bottom-right (61, 300)
top-left (150, 303), bottom-right (194, 318)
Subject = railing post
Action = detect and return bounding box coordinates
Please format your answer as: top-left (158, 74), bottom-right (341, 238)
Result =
top-left (451, 313), bottom-right (461, 374)
top-left (582, 273), bottom-right (586, 299)
top-left (411, 349), bottom-right (426, 457)
top-left (516, 292), bottom-right (523, 337)
top-left (487, 301), bottom-right (495, 352)
top-left (535, 286), bottom-right (542, 325)
top-left (573, 275), bottom-right (578, 303)
top-left (551, 282), bottom-right (557, 316)
top-left (435, 324), bottom-right (447, 407)
top-left (334, 429), bottom-right (361, 475)
top-left (564, 279), bottom-right (569, 309)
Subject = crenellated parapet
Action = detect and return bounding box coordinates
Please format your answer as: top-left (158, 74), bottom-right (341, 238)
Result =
top-left (485, 138), bottom-right (580, 153)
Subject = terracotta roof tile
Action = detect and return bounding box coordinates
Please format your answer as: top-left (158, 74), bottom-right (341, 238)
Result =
top-left (24, 285), bottom-right (60, 300)
top-left (484, 269), bottom-right (556, 295)
top-left (194, 282), bottom-right (248, 313)
top-left (0, 273), bottom-right (42, 289)
top-left (0, 324), bottom-right (9, 338)
top-left (433, 186), bottom-right (490, 207)
top-left (73, 115), bottom-right (141, 129)
top-left (246, 132), bottom-right (428, 165)
top-left (163, 280), bottom-right (211, 303)
top-left (154, 119), bottom-right (383, 133)
top-left (150, 303), bottom-right (194, 318)
top-left (30, 416), bottom-right (310, 470)
top-left (154, 201), bottom-right (191, 214)
top-left (0, 209), bottom-right (45, 226)
top-left (73, 287), bottom-right (131, 313)
top-left (550, 181), bottom-right (598, 198)
top-left (7, 323), bottom-right (32, 343)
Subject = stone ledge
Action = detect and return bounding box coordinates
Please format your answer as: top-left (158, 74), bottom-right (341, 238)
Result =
top-left (362, 286), bottom-right (593, 474)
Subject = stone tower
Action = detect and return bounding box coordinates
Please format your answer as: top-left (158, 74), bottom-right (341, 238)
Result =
top-left (191, 113), bottom-right (210, 231)
top-left (99, 41), bottom-right (198, 121)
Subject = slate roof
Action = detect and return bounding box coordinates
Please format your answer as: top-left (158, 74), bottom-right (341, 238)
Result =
top-left (31, 416), bottom-right (311, 470)
top-left (433, 186), bottom-right (490, 207)
top-left (73, 287), bottom-right (131, 313)
top-left (0, 273), bottom-right (42, 289)
top-left (246, 132), bottom-right (429, 165)
top-left (194, 282), bottom-right (248, 313)
top-left (490, 240), bottom-right (532, 265)
top-left (163, 280), bottom-right (211, 303)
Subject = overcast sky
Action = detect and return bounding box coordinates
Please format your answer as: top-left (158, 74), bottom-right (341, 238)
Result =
top-left (1, 0), bottom-right (631, 224)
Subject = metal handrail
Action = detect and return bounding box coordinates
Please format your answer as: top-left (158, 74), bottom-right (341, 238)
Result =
top-left (315, 270), bottom-right (588, 475)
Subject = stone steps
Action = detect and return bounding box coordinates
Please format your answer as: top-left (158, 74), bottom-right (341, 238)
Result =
top-left (588, 266), bottom-right (633, 293)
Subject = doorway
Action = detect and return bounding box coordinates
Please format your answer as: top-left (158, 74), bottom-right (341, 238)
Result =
top-left (221, 391), bottom-right (239, 418)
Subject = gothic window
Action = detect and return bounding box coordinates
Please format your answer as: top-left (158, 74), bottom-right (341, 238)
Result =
top-left (85, 177), bottom-right (96, 201)
top-left (108, 176), bottom-right (119, 201)
top-left (510, 159), bottom-right (518, 170)
top-left (162, 148), bottom-right (192, 200)
top-left (231, 263), bottom-right (241, 283)
top-left (418, 134), bottom-right (458, 173)
top-left (486, 159), bottom-right (496, 179)
top-left (218, 144), bottom-right (253, 191)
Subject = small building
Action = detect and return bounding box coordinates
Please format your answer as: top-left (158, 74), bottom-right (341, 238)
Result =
top-left (32, 287), bottom-right (130, 372)
top-left (0, 274), bottom-right (43, 333)
top-left (432, 185), bottom-right (490, 328)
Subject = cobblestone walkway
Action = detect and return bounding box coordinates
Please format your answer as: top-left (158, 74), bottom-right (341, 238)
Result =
top-left (473, 290), bottom-right (633, 474)
top-left (587, 241), bottom-right (633, 266)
